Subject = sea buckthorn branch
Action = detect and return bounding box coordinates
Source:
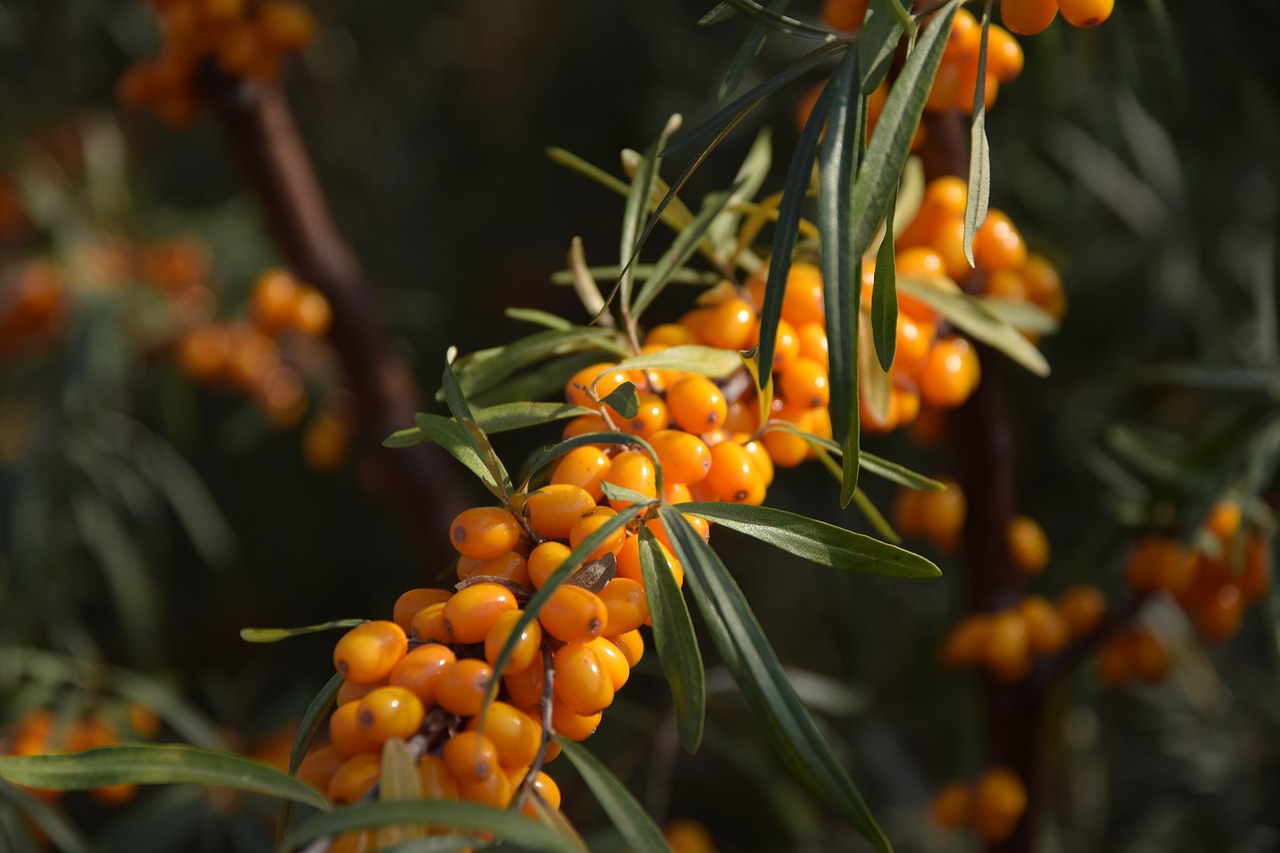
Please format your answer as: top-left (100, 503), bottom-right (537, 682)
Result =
top-left (195, 66), bottom-right (468, 564)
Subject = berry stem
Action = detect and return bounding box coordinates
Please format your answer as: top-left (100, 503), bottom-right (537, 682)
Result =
top-left (195, 64), bottom-right (468, 570)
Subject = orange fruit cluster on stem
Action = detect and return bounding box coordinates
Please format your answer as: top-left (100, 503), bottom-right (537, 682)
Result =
top-left (1001, 0), bottom-right (1113, 34)
top-left (931, 766), bottom-right (1028, 842)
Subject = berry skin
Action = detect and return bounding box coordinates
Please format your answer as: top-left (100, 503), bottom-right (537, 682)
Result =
top-left (702, 441), bottom-right (766, 505)
top-left (986, 25), bottom-right (1024, 83)
top-left (328, 753), bottom-right (381, 805)
top-left (918, 479), bottom-right (966, 552)
top-left (336, 678), bottom-right (378, 708)
top-left (587, 636), bottom-right (631, 690)
top-left (982, 611), bottom-right (1032, 681)
top-left (443, 582), bottom-right (518, 644)
top-left (392, 588), bottom-right (452, 632)
top-left (602, 450), bottom-right (659, 511)
top-left (917, 337), bottom-right (980, 408)
top-left (569, 506), bottom-right (627, 561)
top-left (467, 702), bottom-right (541, 769)
top-left (550, 701), bottom-right (602, 741)
top-left (1007, 515), bottom-right (1050, 574)
top-left (502, 659), bottom-right (547, 708)
top-left (450, 506), bottom-right (522, 560)
top-left (553, 642), bottom-right (615, 715)
top-left (940, 614), bottom-right (993, 667)
top-left (457, 765), bottom-right (513, 808)
top-left (1018, 596), bottom-right (1069, 655)
top-left (822, 0), bottom-right (868, 31)
top-left (615, 533), bottom-right (685, 589)
top-left (410, 602), bottom-right (453, 644)
top-left (930, 781), bottom-right (972, 829)
top-left (1097, 632), bottom-right (1133, 687)
top-left (973, 767), bottom-right (1027, 842)
top-left (528, 540), bottom-right (574, 589)
top-left (972, 210), bottom-right (1027, 272)
top-left (1057, 0), bottom-right (1113, 27)
top-left (525, 484), bottom-right (597, 540)
top-left (749, 317), bottom-right (800, 372)
top-left (484, 609), bottom-right (543, 675)
top-left (443, 731), bottom-right (500, 783)
top-left (416, 754), bottom-right (460, 801)
top-left (779, 357), bottom-right (830, 409)
top-left (525, 771), bottom-right (562, 816)
top-left (696, 296), bottom-right (757, 350)
top-left (296, 746), bottom-right (344, 793)
top-left (610, 629), bottom-right (646, 668)
top-left (1056, 586), bottom-right (1106, 637)
top-left (329, 701), bottom-right (379, 757)
top-left (1197, 584), bottom-right (1243, 643)
top-left (1001, 0), bottom-right (1058, 35)
top-left (1205, 499), bottom-right (1242, 543)
top-left (667, 375), bottom-right (728, 434)
top-left (551, 446), bottom-right (612, 501)
top-left (389, 643), bottom-right (456, 705)
top-left (598, 578), bottom-right (650, 636)
top-left (649, 430), bottom-right (712, 485)
top-left (433, 659), bottom-right (495, 717)
top-left (1241, 533), bottom-right (1272, 602)
top-left (623, 392), bottom-right (670, 438)
top-left (565, 362), bottom-right (627, 408)
top-left (356, 686), bottom-right (425, 743)
top-left (333, 621), bottom-right (408, 685)
top-left (539, 584), bottom-right (609, 643)
top-left (1130, 628), bottom-right (1170, 684)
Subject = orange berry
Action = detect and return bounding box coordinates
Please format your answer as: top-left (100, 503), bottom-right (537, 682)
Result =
top-left (1197, 584), bottom-right (1243, 643)
top-left (822, 0), bottom-right (868, 31)
top-left (333, 621), bottom-right (408, 685)
top-left (702, 440), bottom-right (766, 505)
top-left (257, 0), bottom-right (318, 50)
top-left (930, 781), bottom-right (972, 829)
top-left (982, 611), bottom-right (1032, 680)
top-left (1023, 254), bottom-right (1065, 318)
top-left (586, 636), bottom-right (631, 691)
top-left (296, 745), bottom-right (344, 792)
top-left (393, 589), bottom-right (452, 633)
top-left (216, 23), bottom-right (262, 76)
top-left (550, 701), bottom-right (602, 741)
top-left (416, 754), bottom-right (459, 801)
top-left (918, 479), bottom-right (966, 552)
top-left (796, 322), bottom-right (829, 372)
top-left (893, 315), bottom-right (935, 377)
top-left (694, 296), bottom-right (757, 350)
top-left (565, 362), bottom-right (627, 408)
top-left (328, 752), bottom-right (381, 805)
top-left (621, 392), bottom-right (669, 438)
top-left (526, 771), bottom-right (562, 814)
top-left (760, 422), bottom-right (810, 469)
top-left (443, 731), bottom-right (499, 783)
top-left (457, 764), bottom-right (513, 808)
top-left (1205, 499), bottom-right (1242, 543)
top-left (527, 540), bottom-right (574, 590)
top-left (502, 660), bottom-right (547, 708)
top-left (1056, 586), bottom-right (1106, 637)
top-left (450, 506), bottom-right (522, 560)
top-left (1097, 632), bottom-right (1134, 687)
top-left (337, 679), bottom-right (380, 706)
top-left (1057, 0), bottom-right (1113, 28)
top-left (539, 585), bottom-right (609, 643)
top-left (568, 506), bottom-right (627, 561)
top-left (1018, 596), bottom-right (1069, 655)
top-left (646, 323), bottom-right (698, 347)
top-left (973, 210), bottom-right (1027, 272)
top-left (389, 643), bottom-right (456, 705)
top-left (434, 659), bottom-right (494, 717)
top-left (778, 357), bottom-right (829, 409)
top-left (553, 642), bottom-right (615, 715)
top-left (484, 609), bottom-right (543, 675)
top-left (940, 614), bottom-right (993, 668)
top-left (551, 445), bottom-right (612, 501)
top-left (1130, 628), bottom-right (1170, 684)
top-left (749, 317), bottom-right (800, 373)
top-left (525, 484), bottom-right (596, 540)
top-left (739, 437), bottom-right (775, 487)
top-left (459, 550), bottom-right (530, 586)
top-left (176, 324), bottom-right (233, 382)
top-left (1240, 533), bottom-right (1272, 602)
top-left (602, 450), bottom-right (659, 510)
top-left (598, 578), bottom-right (650, 635)
top-left (648, 429), bottom-right (712, 485)
top-left (356, 686), bottom-right (425, 743)
top-left (410, 602), bottom-right (453, 644)
top-left (1000, 0), bottom-right (1058, 35)
top-left (467, 702), bottom-right (541, 770)
top-left (329, 701), bottom-right (379, 757)
top-left (973, 767), bottom-right (1027, 843)
top-left (917, 337), bottom-right (980, 408)
top-left (609, 629), bottom-right (646, 668)
top-left (667, 375), bottom-right (728, 434)
top-left (615, 533), bottom-right (684, 589)
top-left (986, 26), bottom-right (1024, 83)
top-left (943, 8), bottom-right (981, 62)
top-left (562, 413), bottom-right (610, 439)
top-left (442, 583), bottom-right (518, 644)
top-left (665, 819), bottom-right (718, 853)
top-left (1008, 515), bottom-right (1050, 574)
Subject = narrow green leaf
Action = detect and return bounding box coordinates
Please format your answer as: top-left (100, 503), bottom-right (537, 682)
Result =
top-left (284, 801), bottom-right (575, 853)
top-left (600, 481), bottom-right (653, 507)
top-left (980, 297), bottom-right (1059, 335)
top-left (556, 739), bottom-right (673, 853)
top-left (276, 673), bottom-right (343, 851)
top-left (961, 0), bottom-right (994, 266)
top-left (678, 501), bottom-right (938, 577)
top-left (598, 382), bottom-right (640, 419)
top-left (411, 414), bottom-right (500, 492)
top-left (631, 188), bottom-right (738, 320)
top-left (871, 185), bottom-right (899, 372)
top-left (383, 427), bottom-right (427, 449)
top-left (546, 148), bottom-right (694, 239)
top-left (451, 327), bottom-right (623, 399)
top-left (471, 352), bottom-right (609, 409)
top-left (505, 308), bottom-right (574, 331)
top-left (472, 402), bottom-right (598, 435)
top-left (656, 509), bottom-right (891, 852)
top-left (859, 0), bottom-right (910, 91)
top-left (566, 237), bottom-right (615, 327)
top-left (378, 739), bottom-right (425, 847)
top-left (638, 527), bottom-right (705, 752)
top-left (858, 311), bottom-right (892, 426)
top-left (720, 0), bottom-right (836, 39)
top-left (240, 620), bottom-right (364, 643)
top-left (699, 1), bottom-right (738, 25)
top-left (614, 345), bottom-right (742, 379)
top-left (758, 60), bottom-right (834, 394)
top-left (859, 451), bottom-right (944, 490)
top-left (619, 118), bottom-right (682, 316)
top-left (0, 746), bottom-right (328, 811)
top-left (819, 44), bottom-right (861, 451)
top-left (897, 276), bottom-right (1050, 375)
top-left (849, 0), bottom-right (961, 259)
top-left (0, 781), bottom-right (92, 853)
top-left (441, 358), bottom-right (513, 496)
top-left (719, 0), bottom-right (792, 100)
top-left (851, 487), bottom-right (900, 544)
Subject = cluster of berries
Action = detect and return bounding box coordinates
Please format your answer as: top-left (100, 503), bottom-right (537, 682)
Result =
top-left (940, 590), bottom-right (1104, 681)
top-left (2, 704), bottom-right (160, 807)
top-left (1002, 0), bottom-right (1114, 35)
top-left (298, 491), bottom-right (700, 847)
top-left (927, 8), bottom-right (1025, 115)
top-left (1124, 499), bottom-right (1271, 644)
top-left (175, 267), bottom-right (354, 469)
top-left (894, 479), bottom-right (1050, 573)
top-left (931, 766), bottom-right (1028, 843)
top-left (117, 0), bottom-right (317, 127)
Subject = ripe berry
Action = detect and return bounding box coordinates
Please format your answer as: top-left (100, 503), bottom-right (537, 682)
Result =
top-left (702, 441), bottom-right (765, 505)
top-left (551, 446), bottom-right (612, 501)
top-left (569, 506), bottom-right (627, 561)
top-left (443, 731), bottom-right (499, 783)
top-left (257, 0), bottom-right (317, 50)
top-left (553, 643), bottom-right (615, 715)
top-left (389, 643), bottom-right (456, 705)
top-left (433, 659), bottom-right (494, 717)
top-left (550, 701), bottom-right (602, 741)
top-left (443, 583), bottom-right (518, 644)
top-left (457, 760), bottom-right (513, 808)
top-left (539, 585), bottom-right (609, 643)
top-left (528, 540), bottom-right (574, 589)
top-left (973, 767), bottom-right (1027, 842)
top-left (917, 337), bottom-right (980, 408)
top-left (1057, 0), bottom-right (1113, 28)
top-left (779, 357), bottom-right (830, 409)
top-left (296, 746), bottom-right (344, 793)
top-left (1205, 499), bottom-right (1242, 543)
top-left (328, 753), bottom-right (381, 805)
top-left (525, 771), bottom-right (562, 815)
top-left (822, 0), bottom-right (868, 31)
top-left (467, 702), bottom-right (540, 769)
top-left (972, 210), bottom-right (1027, 271)
top-left (610, 629), bottom-right (646, 668)
top-left (649, 430), bottom-right (712, 485)
top-left (1197, 583), bottom-right (1243, 643)
top-left (564, 362), bottom-right (627, 408)
top-left (329, 701), bottom-right (379, 757)
top-left (484, 609), bottom-right (543, 675)
top-left (356, 686), bottom-right (425, 743)
top-left (416, 754), bottom-right (460, 801)
top-left (602, 450), bottom-right (658, 510)
top-left (1000, 0), bottom-right (1058, 35)
top-left (333, 621), bottom-right (408, 685)
top-left (1056, 586), bottom-right (1105, 637)
top-left (666, 375), bottom-right (728, 433)
top-left (598, 578), bottom-right (650, 635)
top-left (450, 506), bottom-right (522, 560)
top-left (1018, 596), bottom-right (1069, 655)
top-left (940, 613), bottom-right (993, 667)
top-left (615, 533), bottom-right (684, 589)
top-left (587, 636), bottom-right (631, 690)
top-left (623, 392), bottom-right (670, 438)
top-left (1007, 515), bottom-right (1050, 574)
top-left (982, 611), bottom-right (1032, 681)
top-left (410, 602), bottom-right (453, 644)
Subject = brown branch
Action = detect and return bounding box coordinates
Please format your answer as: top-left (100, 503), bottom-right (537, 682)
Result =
top-left (196, 67), bottom-right (468, 568)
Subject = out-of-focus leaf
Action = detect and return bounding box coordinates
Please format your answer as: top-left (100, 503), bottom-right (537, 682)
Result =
top-left (614, 345), bottom-right (742, 379)
top-left (897, 275), bottom-right (1050, 375)
top-left (505, 308), bottom-right (574, 331)
top-left (552, 266), bottom-right (719, 288)
top-left (285, 801), bottom-right (576, 852)
top-left (720, 0), bottom-right (836, 39)
top-left (657, 509), bottom-right (891, 852)
top-left (631, 188), bottom-right (737, 320)
top-left (638, 527), bottom-right (705, 752)
top-left (450, 327), bottom-right (624, 399)
top-left (566, 237), bottom-right (614, 327)
top-left (706, 127), bottom-right (773, 263)
top-left (1131, 365), bottom-right (1280, 392)
top-left (962, 1), bottom-right (993, 266)
top-left (0, 746), bottom-right (328, 811)
top-left (699, 2), bottom-right (737, 24)
top-left (0, 780), bottom-right (92, 853)
top-left (860, 451), bottom-right (944, 490)
top-left (618, 118), bottom-right (683, 318)
top-left (871, 184), bottom-right (899, 371)
top-left (980, 297), bottom-right (1059, 334)
top-left (440, 358), bottom-right (512, 497)
top-left (405, 414), bottom-right (500, 493)
top-left (859, 0), bottom-right (910, 90)
top-left (849, 0), bottom-right (961, 259)
top-left (556, 739), bottom-right (673, 853)
top-left (678, 501), bottom-right (939, 577)
top-left (239, 620), bottom-right (364, 643)
top-left (719, 0), bottom-right (792, 100)
top-left (377, 739), bottom-right (425, 848)
top-left (275, 673), bottom-right (343, 850)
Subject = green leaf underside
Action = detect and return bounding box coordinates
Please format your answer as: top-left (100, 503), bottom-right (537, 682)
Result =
top-left (638, 526), bottom-right (706, 752)
top-left (614, 344), bottom-right (743, 379)
top-left (962, 1), bottom-right (993, 266)
top-left (679, 501), bottom-right (939, 577)
top-left (284, 801), bottom-right (575, 853)
top-left (0, 745), bottom-right (328, 812)
top-left (631, 187), bottom-right (738, 320)
top-left (819, 45), bottom-right (861, 465)
top-left (656, 507), bottom-right (891, 852)
top-left (557, 739), bottom-right (674, 853)
top-left (505, 307), bottom-right (574, 331)
top-left (599, 481), bottom-right (653, 507)
top-left (849, 0), bottom-right (961, 260)
top-left (871, 184), bottom-right (899, 372)
top-left (859, 0), bottom-right (910, 91)
top-left (719, 0), bottom-right (793, 100)
top-left (451, 327), bottom-right (623, 400)
top-left (239, 620), bottom-right (364, 643)
top-left (896, 276), bottom-right (1050, 375)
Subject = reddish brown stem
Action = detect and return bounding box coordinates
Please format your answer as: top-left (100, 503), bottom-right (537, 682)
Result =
top-left (197, 67), bottom-right (467, 567)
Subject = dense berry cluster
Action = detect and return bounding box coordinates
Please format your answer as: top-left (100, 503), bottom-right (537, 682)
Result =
top-left (2, 704), bottom-right (160, 807)
top-left (117, 0), bottom-right (317, 127)
top-left (1124, 499), bottom-right (1271, 644)
top-left (300, 490), bottom-right (702, 847)
top-left (931, 766), bottom-right (1029, 842)
top-left (927, 9), bottom-right (1024, 114)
